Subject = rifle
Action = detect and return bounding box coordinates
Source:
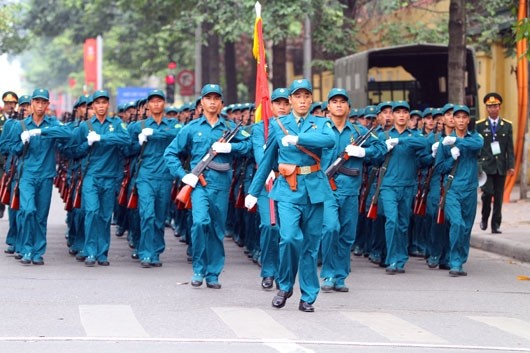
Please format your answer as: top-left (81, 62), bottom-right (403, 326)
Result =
top-left (325, 126), bottom-right (375, 191)
top-left (358, 166), bottom-right (377, 214)
top-left (414, 166), bottom-right (435, 216)
top-left (436, 160), bottom-right (459, 224)
top-left (0, 157), bottom-right (16, 205)
top-left (64, 164), bottom-right (78, 212)
top-left (10, 139), bottom-right (30, 210)
top-left (117, 159), bottom-right (131, 207)
top-left (234, 158), bottom-right (248, 209)
top-left (412, 170), bottom-right (423, 215)
top-left (367, 149), bottom-right (393, 220)
top-left (176, 121), bottom-right (243, 205)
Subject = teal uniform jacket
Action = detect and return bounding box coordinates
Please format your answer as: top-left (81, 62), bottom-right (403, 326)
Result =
top-left (248, 113), bottom-right (336, 203)
top-left (163, 115), bottom-right (251, 283)
top-left (164, 116), bottom-right (251, 187)
top-left (10, 116), bottom-right (72, 177)
top-left (128, 117), bottom-right (181, 181)
top-left (437, 131), bottom-right (484, 270)
top-left (321, 121), bottom-right (386, 196)
top-left (248, 112), bottom-right (335, 303)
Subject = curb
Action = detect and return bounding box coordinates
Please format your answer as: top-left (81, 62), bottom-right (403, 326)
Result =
top-left (471, 232), bottom-right (530, 263)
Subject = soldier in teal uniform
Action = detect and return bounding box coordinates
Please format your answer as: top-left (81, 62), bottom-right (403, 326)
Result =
top-left (0, 91), bottom-right (19, 220)
top-left (245, 79), bottom-right (335, 312)
top-left (436, 105), bottom-right (483, 276)
top-left (164, 84), bottom-right (251, 289)
top-left (128, 89), bottom-right (180, 267)
top-left (9, 89), bottom-right (72, 265)
top-left (320, 88), bottom-right (385, 292)
top-left (72, 90), bottom-right (131, 266)
top-left (378, 101), bottom-right (429, 274)
top-left (475, 93), bottom-right (514, 234)
top-left (252, 87), bottom-right (290, 290)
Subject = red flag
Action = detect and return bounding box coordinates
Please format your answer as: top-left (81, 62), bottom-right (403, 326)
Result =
top-left (253, 2), bottom-right (273, 140)
top-left (84, 38), bottom-right (98, 90)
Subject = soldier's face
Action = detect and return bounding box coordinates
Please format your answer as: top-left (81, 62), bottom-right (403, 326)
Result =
top-left (31, 98), bottom-right (49, 117)
top-left (454, 111), bottom-right (470, 133)
top-left (486, 104), bottom-right (500, 119)
top-left (271, 99), bottom-right (290, 117)
top-left (148, 96), bottom-right (165, 115)
top-left (289, 89), bottom-right (312, 116)
top-left (380, 107), bottom-right (393, 127)
top-left (423, 115), bottom-right (435, 130)
top-left (444, 111), bottom-right (455, 128)
top-left (92, 98), bottom-right (109, 118)
top-left (328, 96), bottom-right (349, 119)
top-left (201, 93), bottom-right (222, 115)
top-left (393, 108), bottom-right (410, 128)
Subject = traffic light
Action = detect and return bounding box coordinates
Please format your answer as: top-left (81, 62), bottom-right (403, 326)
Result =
top-left (166, 74), bottom-right (175, 104)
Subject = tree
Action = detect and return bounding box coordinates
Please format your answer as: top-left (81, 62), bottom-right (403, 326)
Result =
top-left (448, 0), bottom-right (466, 105)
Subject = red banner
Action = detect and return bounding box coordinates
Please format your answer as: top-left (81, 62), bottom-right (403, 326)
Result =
top-left (84, 38), bottom-right (98, 90)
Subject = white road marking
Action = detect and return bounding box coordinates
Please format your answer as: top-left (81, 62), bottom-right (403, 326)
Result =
top-left (212, 307), bottom-right (314, 353)
top-left (342, 312), bottom-right (448, 343)
top-left (79, 305), bottom-right (149, 338)
top-left (469, 316), bottom-right (530, 342)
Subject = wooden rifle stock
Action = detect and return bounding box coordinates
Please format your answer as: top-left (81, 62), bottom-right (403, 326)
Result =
top-left (73, 174), bottom-right (82, 209)
top-left (117, 161), bottom-right (131, 207)
top-left (10, 180), bottom-right (20, 210)
top-left (266, 178), bottom-right (276, 225)
top-left (325, 126), bottom-right (375, 183)
top-left (412, 171), bottom-right (422, 215)
top-left (126, 185), bottom-right (138, 209)
top-left (176, 121), bottom-right (243, 206)
top-left (0, 159), bottom-right (15, 205)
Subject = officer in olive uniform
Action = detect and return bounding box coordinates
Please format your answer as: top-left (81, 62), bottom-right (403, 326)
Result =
top-left (245, 79), bottom-right (335, 312)
top-left (475, 93), bottom-right (514, 234)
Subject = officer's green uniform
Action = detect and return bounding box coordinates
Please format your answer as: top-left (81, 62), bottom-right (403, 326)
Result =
top-left (475, 93), bottom-right (514, 233)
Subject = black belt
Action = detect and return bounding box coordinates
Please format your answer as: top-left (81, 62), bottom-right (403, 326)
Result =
top-left (338, 166), bottom-right (360, 176)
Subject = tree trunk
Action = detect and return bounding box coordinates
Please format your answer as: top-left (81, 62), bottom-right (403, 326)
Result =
top-left (272, 40), bottom-right (286, 88)
top-left (448, 0), bottom-right (466, 104)
top-left (224, 41), bottom-right (237, 104)
top-left (208, 32), bottom-right (220, 84)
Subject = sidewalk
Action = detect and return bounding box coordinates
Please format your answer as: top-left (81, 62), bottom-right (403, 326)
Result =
top-left (471, 184), bottom-right (530, 263)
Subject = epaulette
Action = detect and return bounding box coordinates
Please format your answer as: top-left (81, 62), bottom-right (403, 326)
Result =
top-left (502, 118), bottom-right (512, 124)
top-left (476, 118), bottom-right (487, 124)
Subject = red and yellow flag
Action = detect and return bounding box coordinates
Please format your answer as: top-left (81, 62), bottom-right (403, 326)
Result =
top-left (253, 1), bottom-right (273, 140)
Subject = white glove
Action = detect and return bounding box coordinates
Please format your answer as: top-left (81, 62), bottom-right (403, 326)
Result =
top-left (265, 170), bottom-right (276, 185)
top-left (29, 129), bottom-right (42, 136)
top-left (385, 138), bottom-right (398, 152)
top-left (212, 142), bottom-right (232, 153)
top-left (245, 194), bottom-right (258, 210)
top-left (181, 173), bottom-right (199, 188)
top-left (142, 128), bottom-right (154, 136)
top-left (431, 142), bottom-right (440, 158)
top-left (87, 131), bottom-right (101, 146)
top-left (20, 131), bottom-right (31, 144)
top-left (281, 135), bottom-right (299, 147)
top-left (442, 136), bottom-right (456, 146)
top-left (138, 132), bottom-right (147, 145)
top-left (450, 146), bottom-right (460, 160)
top-left (346, 145), bottom-right (366, 158)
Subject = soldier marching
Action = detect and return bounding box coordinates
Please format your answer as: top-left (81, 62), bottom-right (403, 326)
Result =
top-left (0, 82), bottom-right (504, 311)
